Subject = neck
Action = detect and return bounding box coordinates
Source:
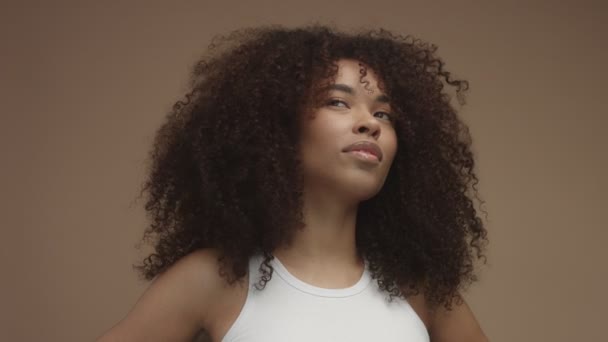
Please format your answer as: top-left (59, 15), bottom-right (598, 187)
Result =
top-left (272, 185), bottom-right (363, 270)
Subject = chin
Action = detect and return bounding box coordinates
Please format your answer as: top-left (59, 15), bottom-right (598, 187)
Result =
top-left (342, 182), bottom-right (383, 202)
top-left (358, 189), bottom-right (383, 201)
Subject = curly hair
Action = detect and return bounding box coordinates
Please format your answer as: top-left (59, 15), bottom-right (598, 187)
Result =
top-left (133, 23), bottom-right (488, 310)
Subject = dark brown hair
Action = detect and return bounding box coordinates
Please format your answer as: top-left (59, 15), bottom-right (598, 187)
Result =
top-left (133, 23), bottom-right (488, 310)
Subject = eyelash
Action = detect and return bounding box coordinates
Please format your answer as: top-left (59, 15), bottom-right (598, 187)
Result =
top-left (327, 99), bottom-right (394, 122)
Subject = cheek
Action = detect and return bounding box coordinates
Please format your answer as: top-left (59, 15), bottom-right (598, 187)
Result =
top-left (305, 118), bottom-right (343, 146)
top-left (385, 134), bottom-right (399, 164)
top-left (385, 144), bottom-right (398, 169)
top-left (385, 150), bottom-right (397, 167)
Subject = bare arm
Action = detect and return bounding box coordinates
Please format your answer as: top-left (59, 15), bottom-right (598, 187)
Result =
top-left (96, 249), bottom-right (221, 342)
top-left (429, 294), bottom-right (489, 342)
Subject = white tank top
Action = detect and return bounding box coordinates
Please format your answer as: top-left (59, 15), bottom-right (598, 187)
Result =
top-left (221, 253), bottom-right (430, 342)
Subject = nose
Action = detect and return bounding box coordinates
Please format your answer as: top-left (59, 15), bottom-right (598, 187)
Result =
top-left (353, 110), bottom-right (381, 139)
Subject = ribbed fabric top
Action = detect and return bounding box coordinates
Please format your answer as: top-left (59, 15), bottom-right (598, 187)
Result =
top-left (222, 253), bottom-right (430, 342)
top-left (271, 253), bottom-right (372, 298)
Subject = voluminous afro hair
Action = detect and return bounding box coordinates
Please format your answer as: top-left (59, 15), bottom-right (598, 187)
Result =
top-left (134, 23), bottom-right (488, 310)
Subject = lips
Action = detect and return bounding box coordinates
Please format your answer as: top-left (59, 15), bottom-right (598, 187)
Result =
top-left (342, 141), bottom-right (383, 161)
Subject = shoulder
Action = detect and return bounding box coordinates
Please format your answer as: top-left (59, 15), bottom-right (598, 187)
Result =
top-left (176, 247), bottom-right (224, 284)
top-left (154, 247), bottom-right (226, 300)
top-left (406, 292), bottom-right (433, 330)
top-left (170, 248), bottom-right (230, 324)
top-left (96, 248), bottom-right (227, 341)
top-left (407, 292), bottom-right (489, 342)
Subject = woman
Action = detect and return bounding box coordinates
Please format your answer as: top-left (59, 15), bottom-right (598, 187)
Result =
top-left (98, 24), bottom-right (489, 341)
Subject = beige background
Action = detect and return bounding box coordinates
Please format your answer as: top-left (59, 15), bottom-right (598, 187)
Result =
top-left (2, 1), bottom-right (606, 341)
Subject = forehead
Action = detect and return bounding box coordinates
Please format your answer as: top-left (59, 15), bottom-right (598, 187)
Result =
top-left (322, 59), bottom-right (390, 105)
top-left (332, 59), bottom-right (384, 90)
top-left (302, 59), bottom-right (391, 113)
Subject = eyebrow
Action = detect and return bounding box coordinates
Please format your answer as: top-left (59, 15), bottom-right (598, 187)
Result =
top-left (326, 83), bottom-right (391, 104)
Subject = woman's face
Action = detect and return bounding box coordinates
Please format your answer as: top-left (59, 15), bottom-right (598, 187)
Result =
top-left (299, 59), bottom-right (398, 201)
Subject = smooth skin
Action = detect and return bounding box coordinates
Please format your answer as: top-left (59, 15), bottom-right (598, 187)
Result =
top-left (97, 59), bottom-right (488, 342)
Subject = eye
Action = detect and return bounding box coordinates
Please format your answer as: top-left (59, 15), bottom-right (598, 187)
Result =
top-left (327, 99), bottom-right (395, 123)
top-left (327, 99), bottom-right (349, 108)
top-left (375, 111), bottom-right (395, 122)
